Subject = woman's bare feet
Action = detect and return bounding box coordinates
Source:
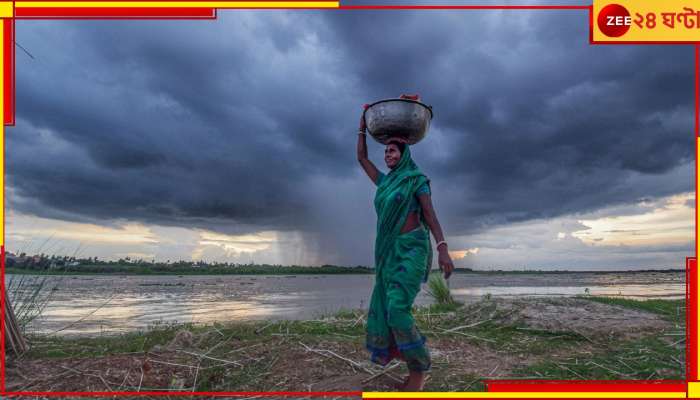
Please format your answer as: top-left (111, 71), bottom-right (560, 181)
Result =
top-left (400, 371), bottom-right (426, 391)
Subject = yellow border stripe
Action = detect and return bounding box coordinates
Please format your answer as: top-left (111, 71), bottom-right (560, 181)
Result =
top-left (363, 393), bottom-right (687, 399)
top-left (16, 1), bottom-right (338, 8)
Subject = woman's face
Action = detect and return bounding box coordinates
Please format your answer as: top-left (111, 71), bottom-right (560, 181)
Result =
top-left (385, 143), bottom-right (401, 169)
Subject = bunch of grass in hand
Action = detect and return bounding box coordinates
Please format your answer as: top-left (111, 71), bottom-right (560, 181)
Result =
top-left (426, 271), bottom-right (457, 306)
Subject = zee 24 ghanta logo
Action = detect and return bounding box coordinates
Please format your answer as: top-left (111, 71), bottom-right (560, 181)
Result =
top-left (598, 4), bottom-right (632, 37)
top-left (597, 2), bottom-right (700, 39)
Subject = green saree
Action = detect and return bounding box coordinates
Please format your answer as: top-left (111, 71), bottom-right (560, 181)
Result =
top-left (366, 145), bottom-right (432, 372)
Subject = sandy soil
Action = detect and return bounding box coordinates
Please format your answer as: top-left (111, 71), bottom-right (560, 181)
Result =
top-left (497, 297), bottom-right (670, 339)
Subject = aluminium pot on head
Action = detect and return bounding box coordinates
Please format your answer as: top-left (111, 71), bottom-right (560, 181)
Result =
top-left (362, 98), bottom-right (434, 145)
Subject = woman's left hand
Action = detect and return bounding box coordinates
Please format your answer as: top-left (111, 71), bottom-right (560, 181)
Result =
top-left (438, 248), bottom-right (454, 279)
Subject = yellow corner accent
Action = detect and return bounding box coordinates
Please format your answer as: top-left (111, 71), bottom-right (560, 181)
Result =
top-left (16, 1), bottom-right (338, 8)
top-left (0, 2), bottom-right (12, 17)
top-left (691, 382), bottom-right (700, 398)
top-left (363, 392), bottom-right (687, 399)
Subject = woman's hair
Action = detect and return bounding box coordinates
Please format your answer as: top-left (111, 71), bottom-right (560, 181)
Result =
top-left (386, 140), bottom-right (406, 155)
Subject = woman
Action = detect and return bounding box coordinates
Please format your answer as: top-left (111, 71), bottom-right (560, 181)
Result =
top-left (357, 104), bottom-right (455, 391)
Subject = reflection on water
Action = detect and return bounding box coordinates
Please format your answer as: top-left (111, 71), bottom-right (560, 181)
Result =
top-left (6, 271), bottom-right (685, 336)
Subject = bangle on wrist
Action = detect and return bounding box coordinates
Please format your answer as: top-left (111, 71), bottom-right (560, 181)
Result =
top-left (436, 240), bottom-right (447, 250)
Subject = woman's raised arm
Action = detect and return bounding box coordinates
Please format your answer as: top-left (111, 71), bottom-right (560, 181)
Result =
top-left (357, 108), bottom-right (381, 185)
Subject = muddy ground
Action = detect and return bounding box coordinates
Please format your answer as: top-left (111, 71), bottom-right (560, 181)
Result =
top-left (5, 296), bottom-right (686, 399)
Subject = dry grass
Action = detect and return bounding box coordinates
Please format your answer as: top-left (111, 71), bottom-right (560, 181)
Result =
top-left (6, 296), bottom-right (686, 394)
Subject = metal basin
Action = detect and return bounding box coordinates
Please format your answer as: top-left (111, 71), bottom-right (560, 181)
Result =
top-left (363, 98), bottom-right (433, 145)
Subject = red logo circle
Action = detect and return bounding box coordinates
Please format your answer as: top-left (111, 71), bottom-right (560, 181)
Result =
top-left (597, 4), bottom-right (631, 37)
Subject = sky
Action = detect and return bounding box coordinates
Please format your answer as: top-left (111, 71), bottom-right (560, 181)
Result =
top-left (5, 6), bottom-right (695, 270)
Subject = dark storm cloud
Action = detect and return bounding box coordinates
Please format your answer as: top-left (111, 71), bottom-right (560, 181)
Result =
top-left (8, 10), bottom-right (694, 244)
top-left (11, 15), bottom-right (349, 233)
top-left (322, 10), bottom-right (693, 231)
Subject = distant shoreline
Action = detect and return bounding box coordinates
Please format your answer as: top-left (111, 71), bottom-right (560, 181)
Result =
top-left (4, 266), bottom-right (685, 276)
top-left (4, 265), bottom-right (373, 276)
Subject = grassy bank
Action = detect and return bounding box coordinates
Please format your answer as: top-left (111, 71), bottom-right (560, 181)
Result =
top-left (512, 296), bottom-right (685, 380)
top-left (6, 296), bottom-right (685, 394)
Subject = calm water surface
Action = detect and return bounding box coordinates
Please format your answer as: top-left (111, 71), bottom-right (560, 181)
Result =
top-left (7, 271), bottom-right (684, 336)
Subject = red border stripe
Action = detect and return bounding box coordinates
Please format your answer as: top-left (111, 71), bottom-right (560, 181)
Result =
top-left (688, 258), bottom-right (697, 381)
top-left (15, 7), bottom-right (216, 18)
top-left (3, 19), bottom-right (14, 126)
top-left (5, 391), bottom-right (361, 396)
top-left (1, 245), bottom-right (5, 392)
top-left (588, 4), bottom-right (593, 43)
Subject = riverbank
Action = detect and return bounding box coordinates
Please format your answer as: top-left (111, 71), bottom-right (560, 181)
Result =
top-left (6, 296), bottom-right (685, 395)
top-left (6, 266), bottom-right (684, 276)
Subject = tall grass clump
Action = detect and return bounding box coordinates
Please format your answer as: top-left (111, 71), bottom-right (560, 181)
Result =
top-left (6, 274), bottom-right (59, 333)
top-left (426, 271), bottom-right (458, 307)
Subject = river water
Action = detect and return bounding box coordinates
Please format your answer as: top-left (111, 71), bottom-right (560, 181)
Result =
top-left (6, 271), bottom-right (685, 336)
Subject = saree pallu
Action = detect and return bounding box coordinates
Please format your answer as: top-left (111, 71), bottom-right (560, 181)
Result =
top-left (365, 145), bottom-right (432, 372)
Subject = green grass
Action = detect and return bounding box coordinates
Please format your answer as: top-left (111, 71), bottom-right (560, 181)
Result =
top-left (515, 296), bottom-right (686, 380)
top-left (412, 298), bottom-right (589, 355)
top-left (515, 335), bottom-right (685, 380)
top-left (27, 321), bottom-right (198, 358)
top-left (26, 311), bottom-right (369, 359)
top-left (578, 296), bottom-right (685, 322)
